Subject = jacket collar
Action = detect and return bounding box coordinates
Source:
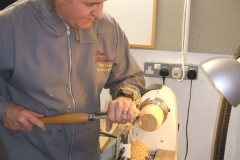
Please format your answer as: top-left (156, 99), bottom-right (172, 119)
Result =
top-left (39, 0), bottom-right (96, 43)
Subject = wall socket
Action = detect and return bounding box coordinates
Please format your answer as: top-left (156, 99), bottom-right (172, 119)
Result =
top-left (144, 62), bottom-right (198, 80)
top-left (170, 64), bottom-right (198, 80)
top-left (144, 62), bottom-right (171, 78)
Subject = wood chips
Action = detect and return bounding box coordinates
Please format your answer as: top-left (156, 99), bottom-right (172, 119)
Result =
top-left (131, 141), bottom-right (150, 160)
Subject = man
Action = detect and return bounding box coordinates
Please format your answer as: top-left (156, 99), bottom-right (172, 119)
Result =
top-left (0, 0), bottom-right (146, 160)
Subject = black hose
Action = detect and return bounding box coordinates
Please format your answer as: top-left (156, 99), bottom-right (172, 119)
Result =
top-left (213, 46), bottom-right (240, 160)
top-left (213, 97), bottom-right (232, 160)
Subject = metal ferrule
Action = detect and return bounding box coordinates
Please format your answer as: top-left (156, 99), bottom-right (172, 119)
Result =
top-left (88, 114), bottom-right (96, 121)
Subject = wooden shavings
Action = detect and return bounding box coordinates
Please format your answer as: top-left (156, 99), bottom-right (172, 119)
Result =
top-left (118, 119), bottom-right (137, 143)
top-left (131, 141), bottom-right (150, 160)
top-left (118, 120), bottom-right (151, 159)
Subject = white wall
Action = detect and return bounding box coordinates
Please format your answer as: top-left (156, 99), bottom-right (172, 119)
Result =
top-left (101, 49), bottom-right (240, 160)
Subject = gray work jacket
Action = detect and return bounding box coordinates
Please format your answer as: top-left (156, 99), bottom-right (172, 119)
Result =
top-left (0, 0), bottom-right (145, 160)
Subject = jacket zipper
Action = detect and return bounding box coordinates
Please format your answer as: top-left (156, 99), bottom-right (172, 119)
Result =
top-left (66, 26), bottom-right (76, 160)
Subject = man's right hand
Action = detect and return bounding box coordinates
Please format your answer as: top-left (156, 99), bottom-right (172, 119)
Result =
top-left (1, 104), bottom-right (46, 132)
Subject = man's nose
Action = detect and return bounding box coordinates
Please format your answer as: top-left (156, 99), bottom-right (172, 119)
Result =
top-left (92, 3), bottom-right (103, 19)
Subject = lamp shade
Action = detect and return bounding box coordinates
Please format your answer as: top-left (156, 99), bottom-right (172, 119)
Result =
top-left (202, 58), bottom-right (240, 107)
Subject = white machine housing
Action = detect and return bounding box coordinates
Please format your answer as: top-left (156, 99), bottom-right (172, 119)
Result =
top-left (132, 85), bottom-right (179, 159)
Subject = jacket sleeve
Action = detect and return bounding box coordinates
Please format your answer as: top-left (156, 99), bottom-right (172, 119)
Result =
top-left (0, 11), bottom-right (15, 119)
top-left (104, 18), bottom-right (146, 105)
top-left (0, 78), bottom-right (13, 119)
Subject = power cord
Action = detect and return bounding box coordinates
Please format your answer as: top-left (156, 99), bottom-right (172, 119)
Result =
top-left (159, 67), bottom-right (169, 85)
top-left (184, 70), bottom-right (197, 160)
top-left (117, 147), bottom-right (125, 160)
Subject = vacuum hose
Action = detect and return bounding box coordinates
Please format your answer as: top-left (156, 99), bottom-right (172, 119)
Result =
top-left (213, 46), bottom-right (240, 160)
top-left (213, 97), bottom-right (232, 160)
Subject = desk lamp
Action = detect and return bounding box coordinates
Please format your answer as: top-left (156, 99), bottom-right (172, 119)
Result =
top-left (202, 57), bottom-right (240, 160)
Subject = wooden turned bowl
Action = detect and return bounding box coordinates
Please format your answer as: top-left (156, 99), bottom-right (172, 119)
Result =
top-left (137, 104), bottom-right (164, 132)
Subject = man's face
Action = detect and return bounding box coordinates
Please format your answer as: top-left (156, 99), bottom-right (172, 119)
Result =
top-left (53, 0), bottom-right (105, 29)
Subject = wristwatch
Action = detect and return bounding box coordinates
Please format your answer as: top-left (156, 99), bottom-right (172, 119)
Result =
top-left (116, 89), bottom-right (134, 101)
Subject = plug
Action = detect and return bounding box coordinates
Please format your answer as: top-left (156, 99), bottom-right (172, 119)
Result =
top-left (159, 67), bottom-right (169, 77)
top-left (187, 70), bottom-right (197, 80)
top-left (159, 67), bottom-right (169, 85)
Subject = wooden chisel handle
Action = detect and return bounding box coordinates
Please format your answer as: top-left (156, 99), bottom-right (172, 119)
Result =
top-left (38, 113), bottom-right (90, 125)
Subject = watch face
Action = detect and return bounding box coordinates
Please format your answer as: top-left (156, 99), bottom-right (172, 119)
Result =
top-left (117, 89), bottom-right (134, 100)
top-left (120, 89), bottom-right (133, 96)
top-left (124, 90), bottom-right (133, 95)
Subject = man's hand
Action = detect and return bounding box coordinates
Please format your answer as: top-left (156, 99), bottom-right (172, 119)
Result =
top-left (106, 96), bottom-right (139, 132)
top-left (2, 104), bottom-right (46, 132)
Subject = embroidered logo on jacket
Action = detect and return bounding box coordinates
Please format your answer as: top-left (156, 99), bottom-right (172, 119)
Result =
top-left (95, 50), bottom-right (113, 72)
